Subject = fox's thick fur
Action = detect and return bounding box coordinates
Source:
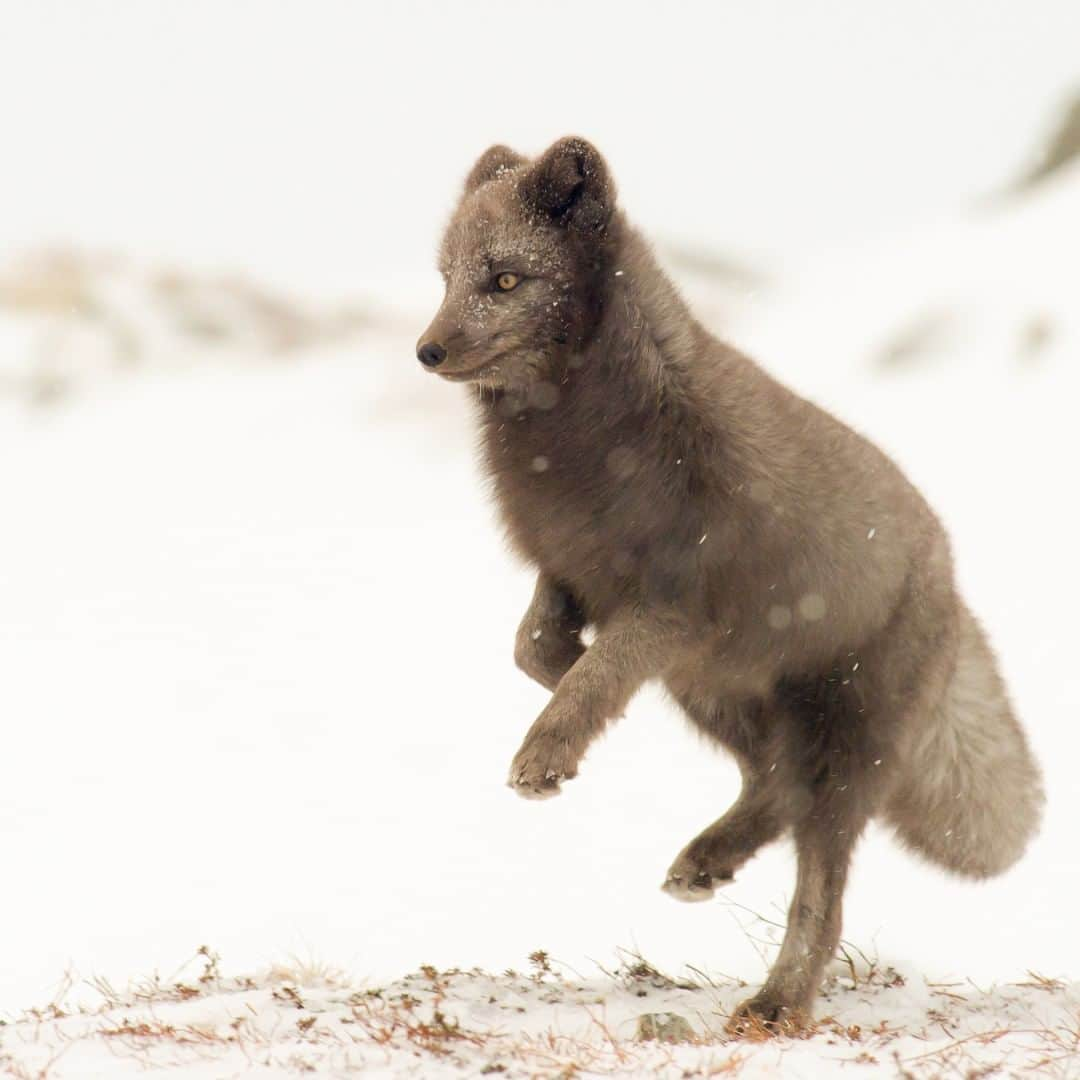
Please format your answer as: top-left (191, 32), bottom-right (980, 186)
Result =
top-left (417, 138), bottom-right (1044, 1029)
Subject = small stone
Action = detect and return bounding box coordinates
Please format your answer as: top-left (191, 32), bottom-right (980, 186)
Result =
top-left (635, 1012), bottom-right (695, 1044)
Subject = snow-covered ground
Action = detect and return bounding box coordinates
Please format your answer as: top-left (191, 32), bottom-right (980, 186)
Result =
top-left (1, 3), bottom-right (1078, 1075)
top-left (3, 950), bottom-right (1078, 1078)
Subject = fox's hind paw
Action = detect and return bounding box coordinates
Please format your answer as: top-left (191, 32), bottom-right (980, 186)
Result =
top-left (727, 994), bottom-right (808, 1038)
top-left (662, 844), bottom-right (738, 901)
top-left (661, 865), bottom-right (734, 902)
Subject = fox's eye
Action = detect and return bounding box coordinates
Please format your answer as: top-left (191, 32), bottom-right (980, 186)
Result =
top-left (495, 272), bottom-right (520, 291)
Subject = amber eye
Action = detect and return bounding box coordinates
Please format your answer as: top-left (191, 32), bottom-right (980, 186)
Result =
top-left (495, 272), bottom-right (520, 291)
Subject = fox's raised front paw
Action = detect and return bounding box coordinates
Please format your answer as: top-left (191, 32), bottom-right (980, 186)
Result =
top-left (727, 993), bottom-right (808, 1038)
top-left (507, 729), bottom-right (580, 800)
top-left (661, 852), bottom-right (735, 903)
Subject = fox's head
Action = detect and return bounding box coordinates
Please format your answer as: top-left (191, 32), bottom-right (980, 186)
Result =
top-left (417, 137), bottom-right (617, 395)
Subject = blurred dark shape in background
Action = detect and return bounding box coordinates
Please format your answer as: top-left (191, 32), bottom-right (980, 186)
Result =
top-left (1010, 88), bottom-right (1080, 192)
top-left (0, 250), bottom-right (371, 406)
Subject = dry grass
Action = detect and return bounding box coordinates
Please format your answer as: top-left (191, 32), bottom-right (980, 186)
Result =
top-left (0, 945), bottom-right (1076, 1078)
top-left (0, 248), bottom-right (374, 405)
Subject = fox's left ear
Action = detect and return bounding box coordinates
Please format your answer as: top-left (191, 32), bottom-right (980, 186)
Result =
top-left (520, 136), bottom-right (615, 234)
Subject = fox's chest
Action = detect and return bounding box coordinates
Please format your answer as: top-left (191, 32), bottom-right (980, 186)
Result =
top-left (492, 448), bottom-right (623, 601)
top-left (483, 419), bottom-right (706, 623)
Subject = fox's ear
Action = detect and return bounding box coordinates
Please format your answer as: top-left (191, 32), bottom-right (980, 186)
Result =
top-left (520, 136), bottom-right (615, 233)
top-left (464, 145), bottom-right (526, 194)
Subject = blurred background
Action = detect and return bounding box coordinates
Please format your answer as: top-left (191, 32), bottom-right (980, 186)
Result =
top-left (1, 0), bottom-right (1077, 1012)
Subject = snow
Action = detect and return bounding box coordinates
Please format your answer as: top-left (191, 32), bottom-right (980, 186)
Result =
top-left (1, 3), bottom-right (1079, 1074)
top-left (3, 952), bottom-right (1078, 1078)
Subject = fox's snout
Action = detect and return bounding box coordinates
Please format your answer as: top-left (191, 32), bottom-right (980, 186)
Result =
top-left (416, 340), bottom-right (446, 368)
top-left (417, 308), bottom-right (457, 370)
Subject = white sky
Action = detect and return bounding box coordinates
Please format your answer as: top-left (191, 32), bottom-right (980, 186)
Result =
top-left (1, 0), bottom-right (1077, 291)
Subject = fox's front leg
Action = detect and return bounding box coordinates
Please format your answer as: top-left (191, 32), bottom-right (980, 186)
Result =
top-left (508, 613), bottom-right (685, 799)
top-left (513, 575), bottom-right (586, 692)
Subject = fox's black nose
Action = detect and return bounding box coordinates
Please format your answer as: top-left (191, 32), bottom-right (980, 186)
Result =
top-left (417, 342), bottom-right (447, 368)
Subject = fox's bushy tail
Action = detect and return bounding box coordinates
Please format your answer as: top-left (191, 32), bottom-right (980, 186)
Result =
top-left (884, 604), bottom-right (1043, 878)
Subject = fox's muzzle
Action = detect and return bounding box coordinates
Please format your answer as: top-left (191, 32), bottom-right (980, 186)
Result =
top-left (416, 341), bottom-right (446, 368)
top-left (417, 308), bottom-right (460, 371)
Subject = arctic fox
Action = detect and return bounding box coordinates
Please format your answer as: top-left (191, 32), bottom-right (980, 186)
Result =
top-left (417, 137), bottom-right (1043, 1029)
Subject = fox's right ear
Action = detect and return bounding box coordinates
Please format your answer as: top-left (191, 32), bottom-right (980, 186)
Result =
top-left (464, 145), bottom-right (526, 194)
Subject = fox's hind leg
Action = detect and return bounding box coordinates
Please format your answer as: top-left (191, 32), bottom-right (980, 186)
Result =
top-left (731, 797), bottom-right (865, 1031)
top-left (734, 557), bottom-right (952, 1030)
top-left (730, 670), bottom-right (889, 1032)
top-left (663, 699), bottom-right (801, 902)
top-left (662, 789), bottom-right (787, 902)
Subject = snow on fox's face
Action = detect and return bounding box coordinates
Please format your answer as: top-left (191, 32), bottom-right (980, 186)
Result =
top-left (422, 179), bottom-right (576, 392)
top-left (417, 138), bottom-right (615, 397)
